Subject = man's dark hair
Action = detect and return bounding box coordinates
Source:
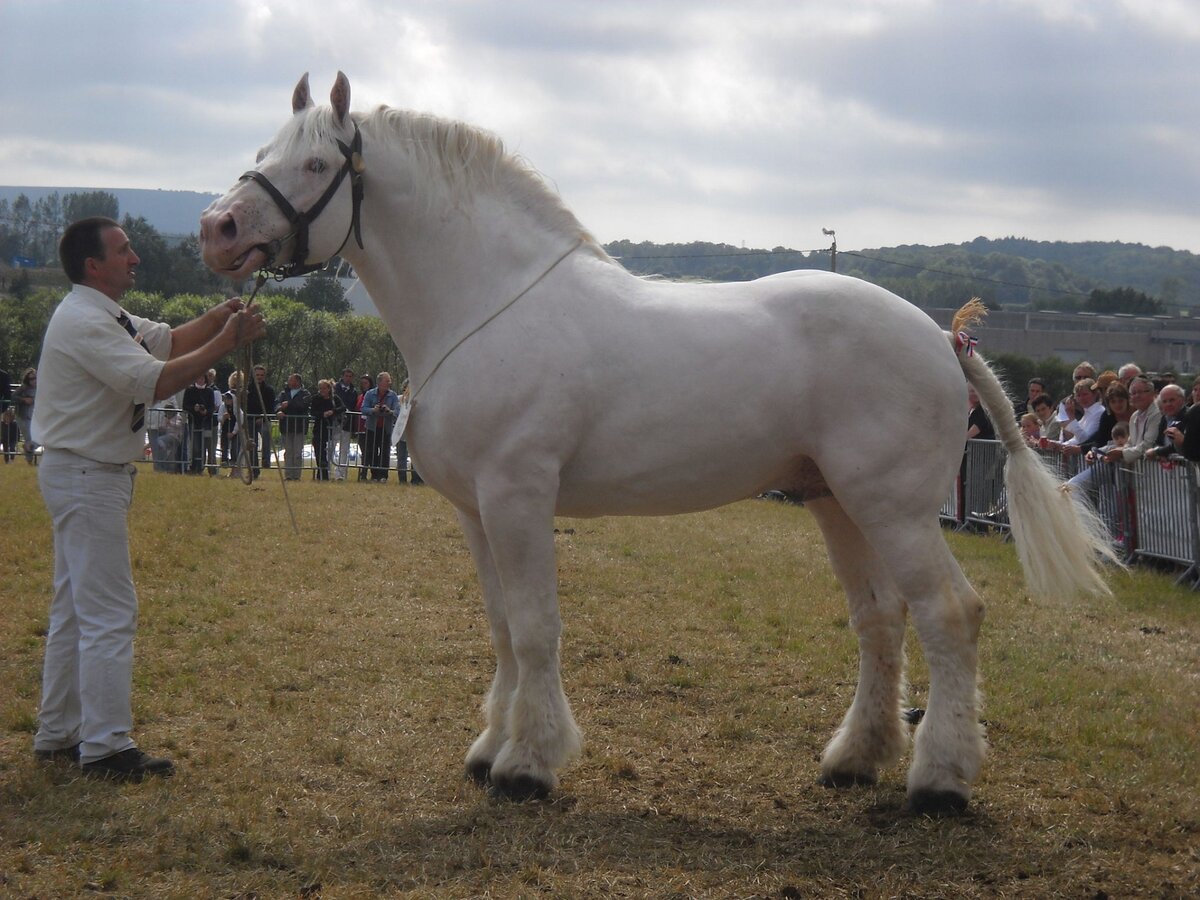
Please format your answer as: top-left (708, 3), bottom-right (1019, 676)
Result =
top-left (58, 217), bottom-right (120, 284)
top-left (1032, 395), bottom-right (1052, 409)
top-left (1028, 377), bottom-right (1046, 390)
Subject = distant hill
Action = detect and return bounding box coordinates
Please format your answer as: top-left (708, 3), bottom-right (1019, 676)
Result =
top-left (0, 186), bottom-right (219, 237)
top-left (604, 237), bottom-right (1200, 311)
top-left (5, 185), bottom-right (1198, 310)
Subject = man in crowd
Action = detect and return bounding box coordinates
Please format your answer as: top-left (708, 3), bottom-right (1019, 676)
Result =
top-left (244, 364), bottom-right (276, 477)
top-left (1013, 377), bottom-right (1045, 419)
top-left (1109, 376), bottom-right (1161, 464)
top-left (31, 216), bottom-right (266, 781)
top-left (276, 372), bottom-right (311, 480)
top-left (1145, 385), bottom-right (1186, 461)
top-left (360, 371), bottom-right (399, 481)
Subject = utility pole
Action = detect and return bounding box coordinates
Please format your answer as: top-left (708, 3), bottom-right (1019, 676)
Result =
top-left (822, 228), bottom-right (837, 273)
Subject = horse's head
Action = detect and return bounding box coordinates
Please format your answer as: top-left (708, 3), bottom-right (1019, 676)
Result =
top-left (200, 71), bottom-right (365, 282)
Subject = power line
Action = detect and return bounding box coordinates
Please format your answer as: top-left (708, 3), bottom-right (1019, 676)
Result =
top-left (612, 245), bottom-right (1095, 300)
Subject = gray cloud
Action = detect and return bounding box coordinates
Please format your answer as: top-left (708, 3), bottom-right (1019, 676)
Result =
top-left (1, 0), bottom-right (1196, 252)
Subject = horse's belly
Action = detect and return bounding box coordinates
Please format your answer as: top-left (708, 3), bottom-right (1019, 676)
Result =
top-left (554, 442), bottom-right (807, 517)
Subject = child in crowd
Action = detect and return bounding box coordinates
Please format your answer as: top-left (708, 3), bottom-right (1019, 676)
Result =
top-left (0, 407), bottom-right (18, 462)
top-left (1063, 422), bottom-right (1130, 496)
top-left (1019, 412), bottom-right (1041, 446)
top-left (1086, 421), bottom-right (1129, 462)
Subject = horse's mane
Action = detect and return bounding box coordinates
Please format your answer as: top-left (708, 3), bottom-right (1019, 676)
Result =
top-left (334, 105), bottom-right (612, 261)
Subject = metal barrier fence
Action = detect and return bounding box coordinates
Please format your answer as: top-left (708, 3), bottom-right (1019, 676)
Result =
top-left (946, 440), bottom-right (1200, 589)
top-left (140, 407), bottom-right (420, 482)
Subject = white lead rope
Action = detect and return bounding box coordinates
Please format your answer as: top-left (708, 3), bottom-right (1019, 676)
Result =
top-left (407, 238), bottom-right (584, 406)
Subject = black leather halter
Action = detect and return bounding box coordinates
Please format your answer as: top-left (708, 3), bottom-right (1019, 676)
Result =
top-left (239, 122), bottom-right (365, 278)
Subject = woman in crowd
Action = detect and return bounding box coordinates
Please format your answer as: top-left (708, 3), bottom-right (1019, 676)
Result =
top-left (221, 370), bottom-right (243, 480)
top-left (309, 378), bottom-right (345, 481)
top-left (1081, 381), bottom-right (1132, 455)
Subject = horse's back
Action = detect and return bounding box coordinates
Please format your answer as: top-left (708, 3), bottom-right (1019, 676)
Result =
top-left (533, 266), bottom-right (967, 517)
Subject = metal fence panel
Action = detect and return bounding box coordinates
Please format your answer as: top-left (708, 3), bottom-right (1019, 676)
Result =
top-left (962, 440), bottom-right (1009, 529)
top-left (1129, 457), bottom-right (1200, 578)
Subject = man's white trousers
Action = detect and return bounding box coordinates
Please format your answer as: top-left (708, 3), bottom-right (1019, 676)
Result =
top-left (35, 450), bottom-right (139, 764)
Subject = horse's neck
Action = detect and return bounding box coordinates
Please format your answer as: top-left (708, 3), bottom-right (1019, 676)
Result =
top-left (347, 178), bottom-right (584, 384)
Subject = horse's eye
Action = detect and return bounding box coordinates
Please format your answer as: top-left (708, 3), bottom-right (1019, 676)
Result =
top-left (255, 149), bottom-right (267, 164)
top-left (308, 158), bottom-right (327, 174)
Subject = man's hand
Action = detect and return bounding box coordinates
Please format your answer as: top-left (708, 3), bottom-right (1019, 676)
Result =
top-left (220, 302), bottom-right (267, 350)
top-left (211, 297), bottom-right (246, 327)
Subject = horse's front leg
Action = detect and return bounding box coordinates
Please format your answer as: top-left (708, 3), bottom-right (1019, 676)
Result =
top-left (473, 485), bottom-right (582, 800)
top-left (457, 509), bottom-right (516, 787)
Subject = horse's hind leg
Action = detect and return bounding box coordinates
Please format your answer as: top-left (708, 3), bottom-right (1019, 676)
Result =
top-left (465, 487), bottom-right (582, 800)
top-left (457, 510), bottom-right (517, 787)
top-left (857, 517), bottom-right (987, 814)
top-left (808, 497), bottom-right (909, 787)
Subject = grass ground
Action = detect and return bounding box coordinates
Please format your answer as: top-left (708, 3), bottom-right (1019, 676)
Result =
top-left (1, 463), bottom-right (1197, 898)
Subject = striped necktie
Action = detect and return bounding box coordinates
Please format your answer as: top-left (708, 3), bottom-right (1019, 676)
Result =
top-left (117, 312), bottom-right (151, 432)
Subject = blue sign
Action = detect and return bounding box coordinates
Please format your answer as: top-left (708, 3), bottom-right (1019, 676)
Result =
top-left (10, 255), bottom-right (38, 268)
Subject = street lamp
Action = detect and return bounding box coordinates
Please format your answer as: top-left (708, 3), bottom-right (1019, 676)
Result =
top-left (822, 228), bottom-right (837, 273)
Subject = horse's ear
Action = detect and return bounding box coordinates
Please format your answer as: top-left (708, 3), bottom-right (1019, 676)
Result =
top-left (331, 71), bottom-right (351, 126)
top-left (292, 72), bottom-right (313, 114)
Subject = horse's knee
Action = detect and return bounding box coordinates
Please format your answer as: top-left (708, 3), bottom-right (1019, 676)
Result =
top-left (964, 593), bottom-right (985, 642)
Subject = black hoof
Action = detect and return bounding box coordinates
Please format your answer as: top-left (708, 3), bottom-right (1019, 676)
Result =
top-left (489, 772), bottom-right (552, 802)
top-left (905, 789), bottom-right (969, 816)
top-left (818, 770), bottom-right (878, 789)
top-left (465, 760), bottom-right (492, 787)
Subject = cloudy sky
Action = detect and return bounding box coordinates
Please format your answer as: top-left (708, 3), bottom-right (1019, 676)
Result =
top-left (2, 0), bottom-right (1197, 252)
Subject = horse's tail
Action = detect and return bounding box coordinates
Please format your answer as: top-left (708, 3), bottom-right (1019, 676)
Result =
top-left (948, 299), bottom-right (1119, 598)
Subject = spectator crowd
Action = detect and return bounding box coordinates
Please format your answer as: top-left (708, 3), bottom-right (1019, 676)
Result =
top-left (978, 360), bottom-right (1200, 469)
top-left (2, 363), bottom-right (422, 484)
top-left (7, 359), bottom-right (1200, 485)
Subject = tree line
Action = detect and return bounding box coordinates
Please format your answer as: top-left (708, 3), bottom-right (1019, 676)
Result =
top-left (1, 190), bottom-right (404, 389)
top-left (603, 238), bottom-right (1190, 314)
top-left (2, 285), bottom-right (406, 393)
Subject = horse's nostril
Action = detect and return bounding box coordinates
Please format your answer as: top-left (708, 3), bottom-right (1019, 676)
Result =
top-left (220, 216), bottom-right (237, 241)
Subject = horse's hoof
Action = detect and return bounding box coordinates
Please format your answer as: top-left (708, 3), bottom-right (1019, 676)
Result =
top-left (818, 770), bottom-right (878, 789)
top-left (905, 789), bottom-right (969, 817)
top-left (489, 772), bottom-right (552, 802)
top-left (465, 760), bottom-right (492, 787)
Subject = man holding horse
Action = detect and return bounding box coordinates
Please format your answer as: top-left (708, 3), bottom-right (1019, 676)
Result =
top-left (31, 216), bottom-right (266, 781)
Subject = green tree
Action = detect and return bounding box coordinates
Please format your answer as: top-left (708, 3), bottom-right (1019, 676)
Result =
top-left (0, 287), bottom-right (58, 370)
top-left (294, 269), bottom-right (351, 314)
top-left (1085, 286), bottom-right (1164, 315)
top-left (64, 191), bottom-right (119, 223)
top-left (121, 215), bottom-right (174, 294)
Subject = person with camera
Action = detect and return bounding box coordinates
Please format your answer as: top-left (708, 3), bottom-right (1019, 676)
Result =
top-left (1147, 384), bottom-right (1186, 461)
top-left (182, 374), bottom-right (216, 474)
top-left (360, 371), bottom-right (400, 481)
top-left (31, 216), bottom-right (266, 781)
top-left (244, 364), bottom-right (276, 478)
top-left (275, 372), bottom-right (312, 481)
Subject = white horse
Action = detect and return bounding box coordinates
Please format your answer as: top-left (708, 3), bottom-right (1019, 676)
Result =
top-left (201, 72), bottom-right (1114, 814)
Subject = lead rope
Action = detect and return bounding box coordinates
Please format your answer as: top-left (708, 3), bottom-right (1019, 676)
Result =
top-left (236, 273), bottom-right (299, 535)
top-left (407, 238), bottom-right (583, 405)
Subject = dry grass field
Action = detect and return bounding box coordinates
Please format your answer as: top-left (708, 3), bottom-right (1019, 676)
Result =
top-left (1, 463), bottom-right (1198, 898)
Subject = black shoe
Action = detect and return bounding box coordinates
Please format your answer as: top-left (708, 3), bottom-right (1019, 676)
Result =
top-left (81, 747), bottom-right (175, 782)
top-left (34, 743), bottom-right (81, 764)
